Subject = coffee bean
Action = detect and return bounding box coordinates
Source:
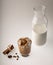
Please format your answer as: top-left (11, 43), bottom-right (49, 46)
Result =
top-left (8, 55), bottom-right (12, 58)
top-left (13, 56), bottom-right (16, 58)
top-left (15, 53), bottom-right (17, 55)
top-left (17, 55), bottom-right (19, 58)
top-left (16, 58), bottom-right (18, 60)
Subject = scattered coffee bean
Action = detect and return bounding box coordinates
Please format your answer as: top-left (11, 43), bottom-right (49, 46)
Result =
top-left (16, 58), bottom-right (18, 60)
top-left (15, 53), bottom-right (17, 55)
top-left (17, 55), bottom-right (19, 58)
top-left (8, 55), bottom-right (12, 58)
top-left (13, 56), bottom-right (16, 58)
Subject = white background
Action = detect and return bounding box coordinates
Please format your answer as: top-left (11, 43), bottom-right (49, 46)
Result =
top-left (0, 0), bottom-right (53, 65)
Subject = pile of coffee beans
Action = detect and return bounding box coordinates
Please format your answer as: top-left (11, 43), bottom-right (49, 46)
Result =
top-left (8, 53), bottom-right (19, 60)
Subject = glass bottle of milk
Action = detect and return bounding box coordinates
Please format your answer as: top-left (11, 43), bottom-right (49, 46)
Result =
top-left (32, 5), bottom-right (48, 45)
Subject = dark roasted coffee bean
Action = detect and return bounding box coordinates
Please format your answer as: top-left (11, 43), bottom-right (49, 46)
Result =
top-left (15, 53), bottom-right (17, 55)
top-left (16, 58), bottom-right (18, 60)
top-left (17, 55), bottom-right (19, 58)
top-left (8, 55), bottom-right (12, 58)
top-left (13, 56), bottom-right (16, 58)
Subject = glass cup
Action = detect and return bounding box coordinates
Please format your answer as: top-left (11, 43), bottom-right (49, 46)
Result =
top-left (18, 37), bottom-right (32, 57)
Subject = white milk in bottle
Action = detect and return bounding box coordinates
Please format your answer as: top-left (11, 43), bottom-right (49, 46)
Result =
top-left (32, 24), bottom-right (47, 45)
top-left (32, 5), bottom-right (48, 45)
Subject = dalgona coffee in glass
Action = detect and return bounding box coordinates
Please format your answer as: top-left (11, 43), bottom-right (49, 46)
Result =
top-left (18, 37), bottom-right (32, 57)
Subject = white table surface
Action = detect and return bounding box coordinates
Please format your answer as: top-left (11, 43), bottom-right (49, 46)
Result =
top-left (0, 0), bottom-right (53, 65)
top-left (0, 35), bottom-right (53, 65)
